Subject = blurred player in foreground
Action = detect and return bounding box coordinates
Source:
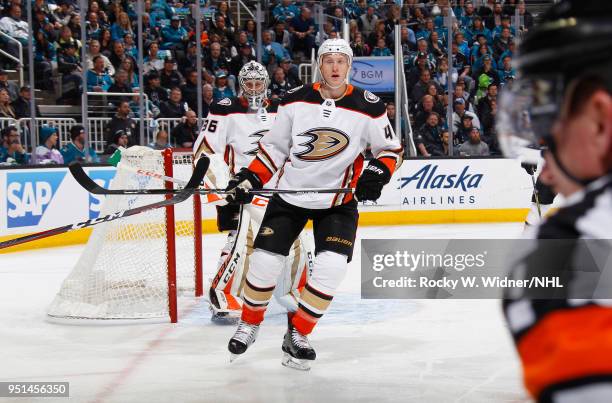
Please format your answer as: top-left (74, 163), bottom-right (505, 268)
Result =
top-left (497, 1), bottom-right (612, 401)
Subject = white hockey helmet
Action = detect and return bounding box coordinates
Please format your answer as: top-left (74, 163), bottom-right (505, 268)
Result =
top-left (317, 38), bottom-right (353, 88)
top-left (238, 61), bottom-right (270, 110)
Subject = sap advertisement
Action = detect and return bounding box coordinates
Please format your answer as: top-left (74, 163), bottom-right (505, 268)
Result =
top-left (1, 166), bottom-right (116, 236)
top-left (361, 158), bottom-right (533, 211)
top-left (350, 57), bottom-right (395, 94)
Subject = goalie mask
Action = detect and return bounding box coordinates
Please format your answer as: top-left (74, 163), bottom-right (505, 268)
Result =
top-left (496, 0), bottom-right (612, 183)
top-left (317, 38), bottom-right (353, 89)
top-left (238, 61), bottom-right (270, 110)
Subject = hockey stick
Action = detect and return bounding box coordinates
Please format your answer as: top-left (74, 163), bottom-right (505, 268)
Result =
top-left (0, 157), bottom-right (209, 251)
top-left (522, 162), bottom-right (542, 218)
top-left (70, 162), bottom-right (190, 195)
top-left (70, 165), bottom-right (353, 196)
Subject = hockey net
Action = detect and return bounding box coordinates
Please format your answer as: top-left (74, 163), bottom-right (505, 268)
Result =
top-left (47, 146), bottom-right (202, 322)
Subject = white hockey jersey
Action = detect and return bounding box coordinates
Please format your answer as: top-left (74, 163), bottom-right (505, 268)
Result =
top-left (249, 83), bottom-right (403, 209)
top-left (193, 97), bottom-right (279, 186)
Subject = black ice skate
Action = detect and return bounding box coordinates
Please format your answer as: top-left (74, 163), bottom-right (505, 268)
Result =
top-left (282, 315), bottom-right (316, 371)
top-left (228, 320), bottom-right (259, 362)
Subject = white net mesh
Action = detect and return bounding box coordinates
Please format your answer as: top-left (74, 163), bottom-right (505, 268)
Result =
top-left (47, 146), bottom-right (197, 320)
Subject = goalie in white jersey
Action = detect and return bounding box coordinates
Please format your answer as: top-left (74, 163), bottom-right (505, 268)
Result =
top-left (225, 39), bottom-right (403, 370)
top-left (193, 61), bottom-right (314, 322)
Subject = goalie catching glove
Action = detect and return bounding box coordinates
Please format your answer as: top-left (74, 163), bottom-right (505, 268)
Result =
top-left (355, 159), bottom-right (391, 202)
top-left (226, 168), bottom-right (263, 204)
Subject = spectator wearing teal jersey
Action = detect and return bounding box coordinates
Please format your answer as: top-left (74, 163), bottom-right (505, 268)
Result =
top-left (498, 41), bottom-right (516, 66)
top-left (123, 32), bottom-right (139, 60)
top-left (87, 55), bottom-right (113, 92)
top-left (492, 15), bottom-right (516, 39)
top-left (454, 31), bottom-right (470, 59)
top-left (472, 47), bottom-right (498, 77)
top-left (212, 71), bottom-right (235, 102)
top-left (60, 125), bottom-right (100, 163)
top-left (34, 31), bottom-right (57, 91)
top-left (371, 38), bottom-right (392, 56)
top-left (0, 126), bottom-right (29, 165)
top-left (467, 17), bottom-right (492, 45)
top-left (497, 55), bottom-right (516, 86)
top-left (160, 16), bottom-right (188, 51)
top-left (149, 0), bottom-right (174, 28)
top-left (458, 1), bottom-right (477, 29)
top-left (111, 12), bottom-right (133, 42)
top-left (273, 0), bottom-right (300, 23)
top-left (262, 30), bottom-right (290, 66)
top-left (415, 18), bottom-right (434, 42)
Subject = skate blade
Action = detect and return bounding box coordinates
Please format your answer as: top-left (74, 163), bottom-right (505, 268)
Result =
top-left (211, 314), bottom-right (240, 325)
top-left (210, 307), bottom-right (241, 325)
top-left (230, 353), bottom-right (241, 363)
top-left (282, 353), bottom-right (311, 371)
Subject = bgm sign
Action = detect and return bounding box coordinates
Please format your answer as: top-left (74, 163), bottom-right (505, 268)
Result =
top-left (350, 57), bottom-right (395, 93)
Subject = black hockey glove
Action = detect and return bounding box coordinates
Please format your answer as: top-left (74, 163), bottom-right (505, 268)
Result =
top-left (226, 168), bottom-right (263, 204)
top-left (355, 159), bottom-right (391, 202)
top-left (521, 161), bottom-right (537, 175)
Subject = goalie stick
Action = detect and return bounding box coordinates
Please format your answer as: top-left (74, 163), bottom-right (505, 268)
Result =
top-left (69, 164), bottom-right (353, 196)
top-left (0, 156), bottom-right (209, 251)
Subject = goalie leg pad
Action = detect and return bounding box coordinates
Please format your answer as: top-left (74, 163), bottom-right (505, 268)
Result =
top-left (274, 231), bottom-right (314, 312)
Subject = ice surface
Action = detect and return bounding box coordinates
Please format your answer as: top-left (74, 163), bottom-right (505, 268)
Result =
top-left (0, 223), bottom-right (529, 403)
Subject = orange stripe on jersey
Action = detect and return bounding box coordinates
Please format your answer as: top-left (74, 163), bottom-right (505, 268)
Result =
top-left (249, 157), bottom-right (274, 184)
top-left (344, 154), bottom-right (365, 204)
top-left (517, 305), bottom-right (612, 398)
top-left (223, 145), bottom-right (229, 166)
top-left (313, 82), bottom-right (354, 97)
top-left (379, 156), bottom-right (397, 175)
top-left (205, 182), bottom-right (223, 203)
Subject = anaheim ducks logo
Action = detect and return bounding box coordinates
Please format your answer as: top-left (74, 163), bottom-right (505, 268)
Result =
top-left (245, 129), bottom-right (268, 156)
top-left (294, 128), bottom-right (349, 161)
top-left (259, 226), bottom-right (274, 236)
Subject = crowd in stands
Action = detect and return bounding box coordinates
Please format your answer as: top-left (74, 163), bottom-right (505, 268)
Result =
top-left (0, 0), bottom-right (537, 165)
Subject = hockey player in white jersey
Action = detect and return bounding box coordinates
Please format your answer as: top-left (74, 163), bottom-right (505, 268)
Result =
top-left (225, 39), bottom-right (403, 370)
top-left (193, 61), bottom-right (314, 323)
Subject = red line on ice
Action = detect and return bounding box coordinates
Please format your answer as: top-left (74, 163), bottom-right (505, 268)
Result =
top-left (89, 303), bottom-right (198, 403)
